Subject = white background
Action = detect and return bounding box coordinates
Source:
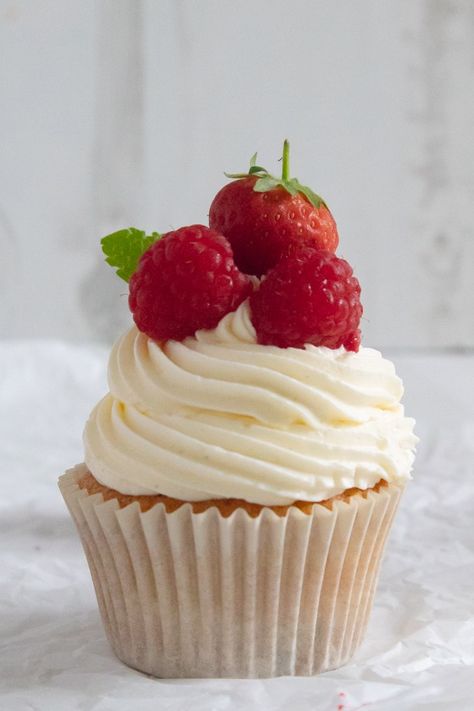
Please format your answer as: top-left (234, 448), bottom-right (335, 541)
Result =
top-left (1, 0), bottom-right (473, 348)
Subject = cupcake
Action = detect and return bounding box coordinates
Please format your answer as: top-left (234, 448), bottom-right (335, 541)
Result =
top-left (59, 143), bottom-right (417, 678)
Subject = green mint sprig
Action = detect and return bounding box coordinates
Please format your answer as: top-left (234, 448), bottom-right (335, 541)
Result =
top-left (101, 227), bottom-right (161, 282)
top-left (225, 140), bottom-right (327, 209)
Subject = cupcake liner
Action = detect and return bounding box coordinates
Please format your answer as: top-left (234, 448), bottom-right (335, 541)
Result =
top-left (59, 464), bottom-right (402, 678)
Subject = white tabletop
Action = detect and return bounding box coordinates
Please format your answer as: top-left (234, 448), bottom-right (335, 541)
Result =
top-left (1, 342), bottom-right (473, 711)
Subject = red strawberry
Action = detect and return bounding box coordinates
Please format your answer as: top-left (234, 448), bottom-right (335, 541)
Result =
top-left (209, 141), bottom-right (338, 277)
top-left (250, 247), bottom-right (362, 351)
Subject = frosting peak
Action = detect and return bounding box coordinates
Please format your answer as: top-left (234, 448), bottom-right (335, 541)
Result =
top-left (84, 301), bottom-right (417, 505)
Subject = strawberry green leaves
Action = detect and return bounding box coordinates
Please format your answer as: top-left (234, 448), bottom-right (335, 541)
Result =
top-left (248, 152), bottom-right (267, 176)
top-left (252, 176), bottom-right (279, 192)
top-left (224, 151), bottom-right (268, 180)
top-left (292, 182), bottom-right (326, 208)
top-left (223, 140), bottom-right (327, 209)
top-left (101, 227), bottom-right (161, 282)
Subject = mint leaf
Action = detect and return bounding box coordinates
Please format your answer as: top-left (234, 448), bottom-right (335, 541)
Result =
top-left (101, 228), bottom-right (160, 282)
top-left (249, 152), bottom-right (258, 167)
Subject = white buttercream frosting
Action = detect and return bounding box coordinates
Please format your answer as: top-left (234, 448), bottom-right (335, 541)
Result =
top-left (84, 300), bottom-right (417, 505)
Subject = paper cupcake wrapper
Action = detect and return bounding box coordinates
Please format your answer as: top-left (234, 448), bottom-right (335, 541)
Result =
top-left (59, 465), bottom-right (402, 678)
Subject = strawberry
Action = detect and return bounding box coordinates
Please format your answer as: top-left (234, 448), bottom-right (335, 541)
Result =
top-left (209, 141), bottom-right (339, 276)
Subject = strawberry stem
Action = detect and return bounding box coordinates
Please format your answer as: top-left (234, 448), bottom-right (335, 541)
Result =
top-left (282, 139), bottom-right (290, 181)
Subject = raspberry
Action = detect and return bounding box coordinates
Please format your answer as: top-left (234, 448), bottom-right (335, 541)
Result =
top-left (129, 225), bottom-right (252, 341)
top-left (250, 248), bottom-right (362, 351)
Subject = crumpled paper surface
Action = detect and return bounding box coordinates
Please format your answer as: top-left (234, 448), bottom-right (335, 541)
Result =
top-left (1, 341), bottom-right (473, 711)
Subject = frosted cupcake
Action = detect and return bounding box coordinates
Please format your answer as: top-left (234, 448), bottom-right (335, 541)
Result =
top-left (59, 144), bottom-right (417, 677)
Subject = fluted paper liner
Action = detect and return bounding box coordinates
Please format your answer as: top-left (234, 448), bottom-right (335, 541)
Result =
top-left (59, 464), bottom-right (402, 678)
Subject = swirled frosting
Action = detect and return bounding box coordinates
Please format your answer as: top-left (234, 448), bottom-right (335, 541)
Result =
top-left (84, 301), bottom-right (417, 505)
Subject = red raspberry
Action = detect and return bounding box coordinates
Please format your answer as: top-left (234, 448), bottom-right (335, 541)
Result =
top-left (250, 248), bottom-right (362, 351)
top-left (209, 176), bottom-right (338, 277)
top-left (129, 225), bottom-right (252, 341)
